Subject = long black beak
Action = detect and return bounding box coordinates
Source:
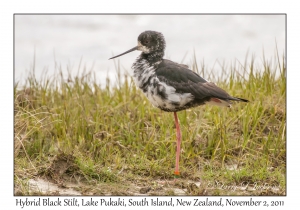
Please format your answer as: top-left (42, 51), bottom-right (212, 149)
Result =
top-left (109, 46), bottom-right (138, 60)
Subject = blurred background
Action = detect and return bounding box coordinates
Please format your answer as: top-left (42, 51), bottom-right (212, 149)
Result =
top-left (15, 14), bottom-right (285, 87)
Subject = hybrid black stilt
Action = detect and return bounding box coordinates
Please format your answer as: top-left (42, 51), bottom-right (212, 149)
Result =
top-left (109, 30), bottom-right (249, 176)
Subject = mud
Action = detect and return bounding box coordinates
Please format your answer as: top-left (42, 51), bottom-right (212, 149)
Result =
top-left (17, 153), bottom-right (285, 196)
top-left (24, 176), bottom-right (284, 196)
top-left (28, 178), bottom-right (82, 195)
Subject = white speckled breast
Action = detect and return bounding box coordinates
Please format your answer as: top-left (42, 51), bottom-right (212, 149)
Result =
top-left (132, 58), bottom-right (194, 112)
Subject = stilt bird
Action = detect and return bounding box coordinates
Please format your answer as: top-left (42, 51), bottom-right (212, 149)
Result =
top-left (109, 30), bottom-right (248, 176)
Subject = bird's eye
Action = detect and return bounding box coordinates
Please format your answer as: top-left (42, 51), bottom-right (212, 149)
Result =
top-left (144, 39), bottom-right (150, 44)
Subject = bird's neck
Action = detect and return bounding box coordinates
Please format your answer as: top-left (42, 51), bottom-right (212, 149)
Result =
top-left (139, 50), bottom-right (164, 65)
top-left (132, 50), bottom-right (164, 76)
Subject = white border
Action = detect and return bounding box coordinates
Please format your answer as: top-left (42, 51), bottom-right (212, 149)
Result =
top-left (1, 0), bottom-right (297, 209)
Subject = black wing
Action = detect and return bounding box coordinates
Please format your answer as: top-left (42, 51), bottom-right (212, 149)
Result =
top-left (156, 59), bottom-right (239, 101)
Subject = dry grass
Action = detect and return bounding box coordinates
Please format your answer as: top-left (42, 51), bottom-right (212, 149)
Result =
top-left (14, 52), bottom-right (286, 195)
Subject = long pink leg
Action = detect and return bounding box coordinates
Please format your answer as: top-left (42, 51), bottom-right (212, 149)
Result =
top-left (174, 112), bottom-right (181, 176)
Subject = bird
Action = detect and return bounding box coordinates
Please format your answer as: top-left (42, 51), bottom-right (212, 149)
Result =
top-left (109, 30), bottom-right (248, 176)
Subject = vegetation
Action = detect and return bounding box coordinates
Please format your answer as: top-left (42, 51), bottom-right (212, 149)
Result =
top-left (14, 52), bottom-right (286, 195)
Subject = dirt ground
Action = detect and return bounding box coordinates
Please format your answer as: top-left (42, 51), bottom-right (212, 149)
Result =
top-left (15, 153), bottom-right (285, 196)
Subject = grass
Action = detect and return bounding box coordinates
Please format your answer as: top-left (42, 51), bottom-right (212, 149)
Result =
top-left (14, 52), bottom-right (286, 196)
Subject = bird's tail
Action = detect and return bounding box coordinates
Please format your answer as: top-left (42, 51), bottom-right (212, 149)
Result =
top-left (231, 97), bottom-right (249, 102)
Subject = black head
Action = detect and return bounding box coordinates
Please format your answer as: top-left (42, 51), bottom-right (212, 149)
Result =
top-left (137, 31), bottom-right (166, 54)
top-left (109, 30), bottom-right (166, 60)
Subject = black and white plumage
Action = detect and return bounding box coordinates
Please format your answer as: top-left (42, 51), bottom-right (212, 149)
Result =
top-left (109, 30), bottom-right (248, 176)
